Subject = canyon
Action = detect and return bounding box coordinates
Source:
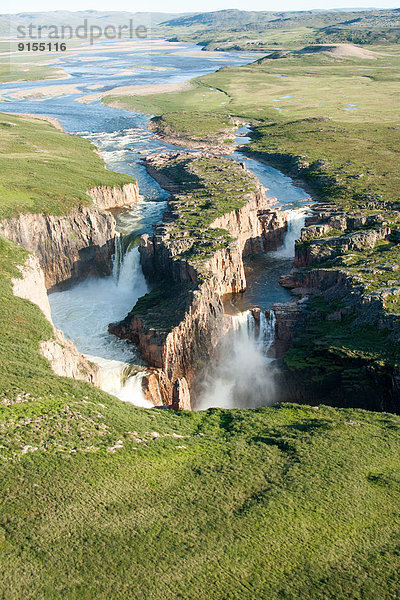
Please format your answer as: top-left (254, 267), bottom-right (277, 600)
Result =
top-left (4, 142), bottom-right (398, 413)
top-left (0, 183), bottom-right (139, 291)
top-left (2, 181), bottom-right (140, 389)
top-left (109, 152), bottom-right (290, 408)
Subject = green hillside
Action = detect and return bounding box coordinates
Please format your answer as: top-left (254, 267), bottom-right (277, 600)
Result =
top-left (0, 113), bottom-right (134, 219)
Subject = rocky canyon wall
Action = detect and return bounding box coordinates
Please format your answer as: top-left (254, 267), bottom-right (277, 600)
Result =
top-left (88, 182), bottom-right (139, 211)
top-left (0, 183), bottom-right (139, 291)
top-left (2, 183), bottom-right (139, 385)
top-left (110, 154), bottom-right (287, 409)
top-left (12, 254), bottom-right (100, 385)
top-left (274, 202), bottom-right (400, 411)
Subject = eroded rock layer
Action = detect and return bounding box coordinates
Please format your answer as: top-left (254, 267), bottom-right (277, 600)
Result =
top-left (276, 202), bottom-right (400, 411)
top-left (0, 183), bottom-right (139, 291)
top-left (110, 153), bottom-right (286, 408)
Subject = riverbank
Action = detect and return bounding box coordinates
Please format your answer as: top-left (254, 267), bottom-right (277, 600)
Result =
top-left (147, 112), bottom-right (244, 154)
top-left (8, 113), bottom-right (65, 131)
top-left (77, 81), bottom-right (192, 105)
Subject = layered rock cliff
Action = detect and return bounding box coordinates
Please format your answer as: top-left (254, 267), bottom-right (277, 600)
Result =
top-left (110, 153), bottom-right (285, 408)
top-left (0, 183), bottom-right (139, 291)
top-left (2, 182), bottom-right (139, 386)
top-left (275, 201), bottom-right (400, 411)
top-left (0, 208), bottom-right (115, 291)
top-left (12, 254), bottom-right (100, 385)
top-left (88, 182), bottom-right (139, 211)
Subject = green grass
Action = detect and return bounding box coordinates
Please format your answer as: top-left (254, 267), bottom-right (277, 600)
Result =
top-left (2, 397), bottom-right (400, 599)
top-left (287, 295), bottom-right (399, 365)
top-left (331, 238), bottom-right (400, 294)
top-left (0, 113), bottom-right (135, 219)
top-left (103, 81), bottom-right (229, 114)
top-left (150, 111), bottom-right (237, 147)
top-left (248, 118), bottom-right (400, 210)
top-left (2, 226), bottom-right (400, 597)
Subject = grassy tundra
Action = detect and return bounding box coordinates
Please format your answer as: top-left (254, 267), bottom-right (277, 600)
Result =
top-left (0, 38), bottom-right (399, 598)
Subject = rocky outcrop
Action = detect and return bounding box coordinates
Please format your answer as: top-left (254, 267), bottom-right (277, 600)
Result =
top-left (304, 204), bottom-right (387, 234)
top-left (172, 377), bottom-right (191, 411)
top-left (295, 226), bottom-right (390, 268)
top-left (39, 332), bottom-right (99, 383)
top-left (110, 273), bottom-right (229, 409)
top-left (272, 300), bottom-right (307, 358)
top-left (211, 193), bottom-right (278, 258)
top-left (0, 207), bottom-right (115, 292)
top-left (148, 116), bottom-right (245, 155)
top-left (12, 254), bottom-right (100, 385)
top-left (258, 209), bottom-right (288, 251)
top-left (110, 153), bottom-right (284, 408)
top-left (0, 184), bottom-right (139, 292)
top-left (272, 196), bottom-right (400, 412)
top-left (88, 183), bottom-right (139, 211)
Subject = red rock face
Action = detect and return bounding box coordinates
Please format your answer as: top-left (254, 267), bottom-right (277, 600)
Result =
top-left (258, 209), bottom-right (288, 251)
top-left (110, 158), bottom-right (288, 409)
top-left (0, 184), bottom-right (139, 292)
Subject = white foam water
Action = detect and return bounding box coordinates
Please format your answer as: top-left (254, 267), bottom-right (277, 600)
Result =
top-left (49, 246), bottom-right (152, 407)
top-left (196, 310), bottom-right (277, 410)
top-left (274, 207), bottom-right (309, 259)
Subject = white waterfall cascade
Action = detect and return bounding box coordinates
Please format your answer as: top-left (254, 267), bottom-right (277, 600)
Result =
top-left (274, 207), bottom-right (309, 258)
top-left (49, 244), bottom-right (153, 408)
top-left (96, 360), bottom-right (150, 407)
top-left (196, 309), bottom-right (277, 410)
top-left (113, 231), bottom-right (124, 280)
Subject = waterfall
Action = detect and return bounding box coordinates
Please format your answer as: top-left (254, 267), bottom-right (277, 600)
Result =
top-left (113, 232), bottom-right (123, 279)
top-left (49, 245), bottom-right (152, 408)
top-left (274, 207), bottom-right (309, 258)
top-left (98, 360), bottom-right (153, 408)
top-left (196, 309), bottom-right (276, 410)
top-left (258, 310), bottom-right (276, 351)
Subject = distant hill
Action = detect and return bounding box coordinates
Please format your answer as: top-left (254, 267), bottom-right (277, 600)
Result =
top-left (2, 8), bottom-right (399, 46)
top-left (160, 8), bottom-right (391, 29)
top-left (160, 8), bottom-right (400, 48)
top-left (163, 9), bottom-right (331, 28)
top-left (0, 11), bottom-right (191, 37)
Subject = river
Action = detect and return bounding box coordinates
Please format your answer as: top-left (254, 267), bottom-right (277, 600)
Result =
top-left (1, 39), bottom-right (311, 409)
